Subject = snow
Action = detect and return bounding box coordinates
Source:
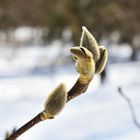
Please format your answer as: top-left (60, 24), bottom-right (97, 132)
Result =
top-left (14, 27), bottom-right (34, 42)
top-left (0, 46), bottom-right (140, 140)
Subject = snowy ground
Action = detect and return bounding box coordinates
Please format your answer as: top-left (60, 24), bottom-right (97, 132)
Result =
top-left (0, 59), bottom-right (140, 140)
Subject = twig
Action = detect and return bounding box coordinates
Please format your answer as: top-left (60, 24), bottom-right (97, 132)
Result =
top-left (4, 128), bottom-right (16, 140)
top-left (67, 78), bottom-right (90, 102)
top-left (6, 113), bottom-right (43, 140)
top-left (118, 87), bottom-right (140, 130)
top-left (6, 78), bottom-right (91, 140)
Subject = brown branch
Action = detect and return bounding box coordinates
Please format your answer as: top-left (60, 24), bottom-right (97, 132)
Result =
top-left (4, 128), bottom-right (16, 140)
top-left (5, 77), bottom-right (92, 140)
top-left (6, 112), bottom-right (43, 140)
top-left (67, 78), bottom-right (90, 102)
top-left (118, 87), bottom-right (140, 130)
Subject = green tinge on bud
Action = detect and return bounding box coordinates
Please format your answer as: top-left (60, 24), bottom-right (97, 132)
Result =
top-left (80, 26), bottom-right (100, 61)
top-left (95, 46), bottom-right (108, 74)
top-left (42, 83), bottom-right (67, 120)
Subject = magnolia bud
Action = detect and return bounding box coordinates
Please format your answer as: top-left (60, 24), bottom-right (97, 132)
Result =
top-left (80, 26), bottom-right (100, 61)
top-left (42, 83), bottom-right (67, 120)
top-left (70, 46), bottom-right (95, 84)
top-left (95, 46), bottom-right (108, 74)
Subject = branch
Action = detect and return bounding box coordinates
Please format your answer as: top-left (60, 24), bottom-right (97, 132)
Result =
top-left (5, 26), bottom-right (107, 140)
top-left (5, 113), bottom-right (42, 140)
top-left (5, 78), bottom-right (91, 140)
top-left (67, 78), bottom-right (90, 102)
top-left (118, 87), bottom-right (140, 130)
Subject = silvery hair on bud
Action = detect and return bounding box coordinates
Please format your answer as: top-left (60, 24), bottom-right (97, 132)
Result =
top-left (95, 46), bottom-right (108, 74)
top-left (80, 26), bottom-right (100, 61)
top-left (44, 83), bottom-right (67, 117)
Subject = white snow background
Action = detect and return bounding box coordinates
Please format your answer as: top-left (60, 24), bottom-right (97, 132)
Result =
top-left (0, 43), bottom-right (140, 140)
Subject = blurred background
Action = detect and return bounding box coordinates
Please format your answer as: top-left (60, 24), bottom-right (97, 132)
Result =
top-left (0, 0), bottom-right (140, 140)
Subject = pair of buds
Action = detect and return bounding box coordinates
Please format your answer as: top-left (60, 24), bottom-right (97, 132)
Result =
top-left (41, 26), bottom-right (108, 120)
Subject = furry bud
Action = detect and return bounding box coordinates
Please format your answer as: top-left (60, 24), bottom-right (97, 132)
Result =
top-left (80, 26), bottom-right (100, 61)
top-left (95, 46), bottom-right (108, 74)
top-left (42, 83), bottom-right (67, 120)
top-left (70, 46), bottom-right (95, 84)
top-left (70, 46), bottom-right (93, 60)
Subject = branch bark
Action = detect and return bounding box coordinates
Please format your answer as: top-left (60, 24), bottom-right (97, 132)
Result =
top-left (67, 78), bottom-right (90, 102)
top-left (5, 113), bottom-right (43, 140)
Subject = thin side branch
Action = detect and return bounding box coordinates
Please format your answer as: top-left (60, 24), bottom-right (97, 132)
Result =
top-left (118, 87), bottom-right (140, 130)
